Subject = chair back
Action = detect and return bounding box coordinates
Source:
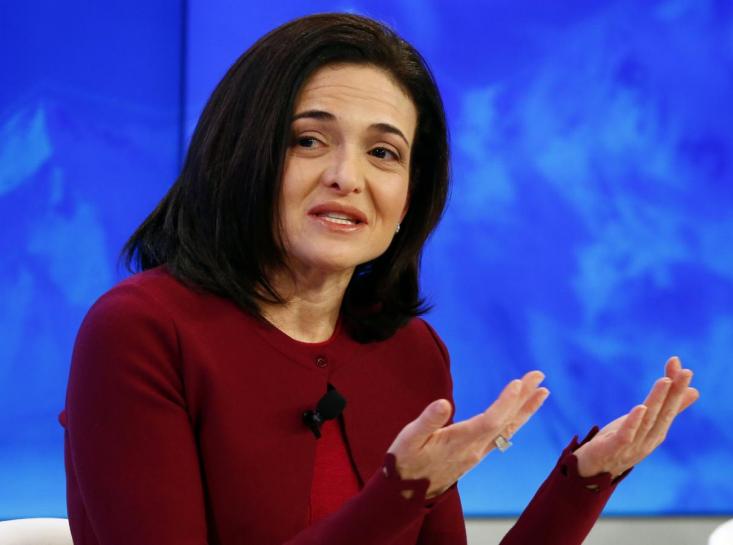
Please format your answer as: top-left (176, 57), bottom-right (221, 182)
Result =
top-left (0, 518), bottom-right (73, 545)
top-left (709, 519), bottom-right (733, 545)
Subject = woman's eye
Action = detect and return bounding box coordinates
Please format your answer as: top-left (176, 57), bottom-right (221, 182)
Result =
top-left (296, 136), bottom-right (317, 148)
top-left (370, 147), bottom-right (399, 161)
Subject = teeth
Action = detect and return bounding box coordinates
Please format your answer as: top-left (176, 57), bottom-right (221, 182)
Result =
top-left (319, 213), bottom-right (357, 225)
top-left (323, 216), bottom-right (355, 225)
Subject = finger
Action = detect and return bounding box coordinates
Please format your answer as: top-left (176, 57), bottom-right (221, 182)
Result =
top-left (504, 370), bottom-right (546, 421)
top-left (645, 369), bottom-right (693, 445)
top-left (481, 371), bottom-right (546, 455)
top-left (456, 377), bottom-right (528, 437)
top-left (519, 370), bottom-right (546, 396)
top-left (488, 371), bottom-right (545, 431)
top-left (635, 377), bottom-right (672, 442)
top-left (480, 387), bottom-right (549, 456)
top-left (677, 387), bottom-right (700, 414)
top-left (502, 387), bottom-right (550, 440)
top-left (665, 356), bottom-right (682, 379)
top-left (618, 405), bottom-right (648, 445)
top-left (455, 371), bottom-right (546, 445)
top-left (397, 399), bottom-right (453, 449)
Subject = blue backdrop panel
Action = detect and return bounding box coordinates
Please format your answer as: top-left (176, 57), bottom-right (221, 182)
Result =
top-left (185, 0), bottom-right (733, 515)
top-left (0, 2), bottom-right (181, 518)
top-left (1, 0), bottom-right (731, 520)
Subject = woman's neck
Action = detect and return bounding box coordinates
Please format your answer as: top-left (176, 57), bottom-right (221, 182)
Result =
top-left (259, 266), bottom-right (354, 343)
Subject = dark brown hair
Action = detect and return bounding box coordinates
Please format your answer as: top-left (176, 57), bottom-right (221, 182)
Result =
top-left (122, 12), bottom-right (450, 342)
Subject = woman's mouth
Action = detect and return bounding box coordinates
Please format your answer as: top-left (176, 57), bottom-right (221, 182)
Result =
top-left (309, 212), bottom-right (366, 232)
top-left (317, 212), bottom-right (360, 225)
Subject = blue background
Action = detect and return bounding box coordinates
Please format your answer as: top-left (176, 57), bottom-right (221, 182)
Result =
top-left (1, 0), bottom-right (731, 518)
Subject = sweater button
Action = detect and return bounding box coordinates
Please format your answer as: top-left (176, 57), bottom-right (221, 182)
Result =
top-left (315, 356), bottom-right (328, 368)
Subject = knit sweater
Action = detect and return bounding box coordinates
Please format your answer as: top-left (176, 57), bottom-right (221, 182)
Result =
top-left (60, 266), bottom-right (626, 544)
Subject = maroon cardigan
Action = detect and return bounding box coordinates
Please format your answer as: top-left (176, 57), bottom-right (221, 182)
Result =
top-left (60, 266), bottom-right (626, 544)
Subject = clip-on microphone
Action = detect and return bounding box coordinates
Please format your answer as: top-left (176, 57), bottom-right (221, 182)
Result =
top-left (303, 386), bottom-right (346, 439)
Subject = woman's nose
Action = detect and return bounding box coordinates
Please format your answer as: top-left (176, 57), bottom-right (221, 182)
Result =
top-left (321, 148), bottom-right (363, 194)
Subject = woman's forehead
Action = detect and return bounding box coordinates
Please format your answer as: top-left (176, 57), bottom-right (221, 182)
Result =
top-left (294, 64), bottom-right (417, 138)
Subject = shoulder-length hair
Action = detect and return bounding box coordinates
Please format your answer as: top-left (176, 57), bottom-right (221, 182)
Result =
top-left (122, 12), bottom-right (450, 342)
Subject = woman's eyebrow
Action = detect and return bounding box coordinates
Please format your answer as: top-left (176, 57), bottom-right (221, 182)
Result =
top-left (292, 109), bottom-right (335, 122)
top-left (291, 109), bottom-right (410, 147)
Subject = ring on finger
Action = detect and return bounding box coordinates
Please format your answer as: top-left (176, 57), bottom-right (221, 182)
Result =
top-left (494, 434), bottom-right (513, 452)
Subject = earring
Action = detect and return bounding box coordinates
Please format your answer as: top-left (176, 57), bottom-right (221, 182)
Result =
top-left (395, 223), bottom-right (401, 233)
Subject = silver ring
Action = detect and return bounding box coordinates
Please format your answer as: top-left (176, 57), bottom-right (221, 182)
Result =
top-left (494, 434), bottom-right (513, 452)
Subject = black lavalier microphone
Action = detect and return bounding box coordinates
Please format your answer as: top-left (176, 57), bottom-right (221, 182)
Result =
top-left (303, 386), bottom-right (346, 439)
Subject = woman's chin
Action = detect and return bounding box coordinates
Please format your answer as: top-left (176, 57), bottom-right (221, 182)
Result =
top-left (287, 255), bottom-right (361, 277)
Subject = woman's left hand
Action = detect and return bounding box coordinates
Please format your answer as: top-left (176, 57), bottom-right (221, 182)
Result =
top-left (573, 356), bottom-right (700, 479)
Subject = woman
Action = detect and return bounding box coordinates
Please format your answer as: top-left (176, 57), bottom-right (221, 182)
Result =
top-left (60, 13), bottom-right (699, 545)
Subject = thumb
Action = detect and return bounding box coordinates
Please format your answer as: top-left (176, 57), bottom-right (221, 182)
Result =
top-left (413, 399), bottom-right (452, 436)
top-left (389, 399), bottom-right (452, 454)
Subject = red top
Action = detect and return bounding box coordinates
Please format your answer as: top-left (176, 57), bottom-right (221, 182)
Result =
top-left (61, 266), bottom-right (629, 545)
top-left (309, 419), bottom-right (361, 524)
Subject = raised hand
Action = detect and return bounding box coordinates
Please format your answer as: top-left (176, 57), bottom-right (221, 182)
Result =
top-left (387, 371), bottom-right (550, 499)
top-left (573, 356), bottom-right (700, 479)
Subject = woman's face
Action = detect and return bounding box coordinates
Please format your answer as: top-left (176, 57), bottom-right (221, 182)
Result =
top-left (278, 63), bottom-right (417, 276)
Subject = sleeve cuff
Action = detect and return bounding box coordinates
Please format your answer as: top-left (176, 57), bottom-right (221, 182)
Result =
top-left (381, 453), bottom-right (457, 510)
top-left (558, 426), bottom-right (633, 492)
top-left (380, 452), bottom-right (430, 504)
top-left (498, 427), bottom-right (631, 545)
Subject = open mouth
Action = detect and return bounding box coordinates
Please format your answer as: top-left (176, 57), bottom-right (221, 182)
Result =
top-left (307, 203), bottom-right (368, 227)
top-left (316, 212), bottom-right (362, 226)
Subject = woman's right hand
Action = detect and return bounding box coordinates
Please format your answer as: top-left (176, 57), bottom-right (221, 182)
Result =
top-left (387, 371), bottom-right (549, 499)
